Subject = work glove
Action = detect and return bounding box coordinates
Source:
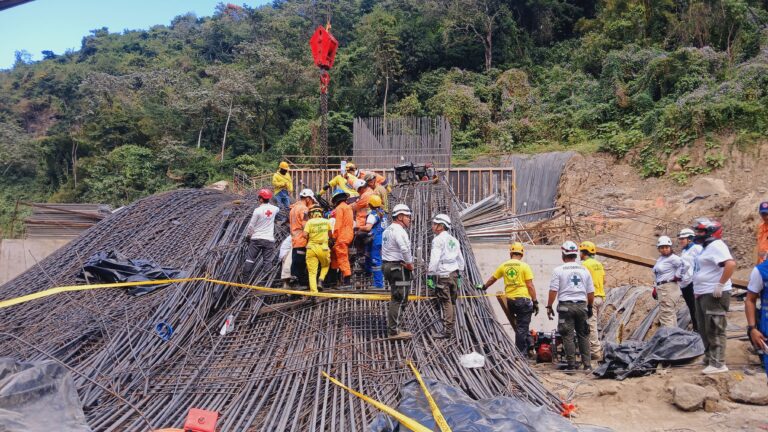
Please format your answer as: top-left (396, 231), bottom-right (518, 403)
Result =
top-left (587, 304), bottom-right (593, 318)
top-left (652, 287), bottom-right (658, 300)
top-left (474, 283), bottom-right (486, 291)
top-left (713, 282), bottom-right (725, 298)
top-left (426, 277), bottom-right (436, 289)
top-left (546, 305), bottom-right (555, 320)
top-left (532, 300), bottom-right (539, 316)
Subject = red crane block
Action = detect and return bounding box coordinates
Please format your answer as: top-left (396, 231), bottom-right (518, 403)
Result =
top-left (309, 26), bottom-right (338, 70)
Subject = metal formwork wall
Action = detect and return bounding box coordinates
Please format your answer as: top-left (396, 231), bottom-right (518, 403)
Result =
top-left (352, 116), bottom-right (452, 169)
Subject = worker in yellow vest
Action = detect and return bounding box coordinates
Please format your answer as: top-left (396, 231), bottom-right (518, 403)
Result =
top-left (304, 205), bottom-right (332, 293)
top-left (272, 161), bottom-right (293, 210)
top-left (579, 241), bottom-right (606, 360)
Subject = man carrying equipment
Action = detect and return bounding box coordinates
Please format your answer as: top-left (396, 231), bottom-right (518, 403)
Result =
top-left (358, 195), bottom-right (387, 289)
top-left (352, 179), bottom-right (373, 269)
top-left (242, 189), bottom-right (280, 277)
top-left (330, 189), bottom-right (354, 285)
top-left (427, 214), bottom-right (465, 339)
top-left (289, 189), bottom-right (315, 287)
top-left (580, 241), bottom-right (605, 360)
top-left (304, 205), bottom-right (332, 293)
top-left (382, 204), bottom-right (415, 339)
top-left (476, 242), bottom-right (537, 353)
top-left (272, 161), bottom-right (293, 211)
top-left (546, 241), bottom-right (595, 370)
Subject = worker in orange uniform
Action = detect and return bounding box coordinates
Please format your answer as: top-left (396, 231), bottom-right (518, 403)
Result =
top-left (304, 205), bottom-right (332, 293)
top-left (365, 173), bottom-right (389, 212)
top-left (579, 241), bottom-right (606, 360)
top-left (352, 179), bottom-right (372, 270)
top-left (330, 189), bottom-right (354, 286)
top-left (289, 189), bottom-right (316, 287)
top-left (272, 161), bottom-right (293, 211)
top-left (756, 201), bottom-right (768, 264)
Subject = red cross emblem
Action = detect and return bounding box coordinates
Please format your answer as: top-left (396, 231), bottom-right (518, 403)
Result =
top-left (265, 209), bottom-right (273, 217)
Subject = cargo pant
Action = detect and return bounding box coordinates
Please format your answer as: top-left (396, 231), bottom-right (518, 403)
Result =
top-left (433, 273), bottom-right (458, 335)
top-left (384, 261), bottom-right (413, 336)
top-left (330, 241), bottom-right (352, 277)
top-left (243, 239), bottom-right (275, 276)
top-left (306, 244), bottom-right (330, 293)
top-left (366, 239), bottom-right (384, 289)
top-left (695, 292), bottom-right (730, 368)
top-left (557, 301), bottom-right (591, 367)
top-left (506, 297), bottom-right (534, 354)
top-left (291, 248), bottom-right (309, 287)
top-left (587, 296), bottom-right (604, 358)
top-left (657, 282), bottom-right (679, 328)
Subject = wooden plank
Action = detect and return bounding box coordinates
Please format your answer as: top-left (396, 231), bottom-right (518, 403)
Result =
top-left (596, 246), bottom-right (748, 289)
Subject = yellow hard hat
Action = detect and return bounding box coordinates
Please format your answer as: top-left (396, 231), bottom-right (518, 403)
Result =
top-left (509, 242), bottom-right (525, 255)
top-left (579, 241), bottom-right (596, 255)
top-left (346, 162), bottom-right (356, 172)
top-left (368, 195), bottom-right (383, 208)
top-left (279, 161), bottom-right (290, 170)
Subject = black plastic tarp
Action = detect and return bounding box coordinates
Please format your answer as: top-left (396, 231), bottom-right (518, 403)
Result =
top-left (594, 327), bottom-right (704, 380)
top-left (77, 251), bottom-right (185, 296)
top-left (369, 378), bottom-right (613, 432)
top-left (0, 358), bottom-right (91, 432)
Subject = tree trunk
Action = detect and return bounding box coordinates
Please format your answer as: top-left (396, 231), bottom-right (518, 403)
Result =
top-left (71, 140), bottom-right (78, 188)
top-left (197, 119), bottom-right (206, 149)
top-left (221, 99), bottom-right (234, 161)
top-left (383, 75), bottom-right (390, 136)
top-left (484, 31), bottom-right (493, 71)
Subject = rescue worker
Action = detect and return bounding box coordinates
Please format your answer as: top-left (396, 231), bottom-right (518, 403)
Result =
top-left (427, 214), bottom-right (465, 339)
top-left (289, 189), bottom-right (315, 287)
top-left (358, 168), bottom-right (389, 190)
top-left (744, 260), bottom-right (768, 379)
top-left (652, 235), bottom-right (685, 328)
top-left (382, 204), bottom-right (415, 339)
top-left (579, 241), bottom-right (605, 360)
top-left (546, 241), bottom-right (595, 371)
top-left (678, 228), bottom-right (702, 332)
top-left (352, 179), bottom-right (373, 269)
top-left (330, 189), bottom-right (354, 285)
top-left (365, 172), bottom-right (389, 212)
top-left (272, 161), bottom-right (293, 211)
top-left (476, 242), bottom-right (537, 354)
top-left (278, 233), bottom-right (293, 288)
top-left (692, 218), bottom-right (735, 374)
top-left (321, 166), bottom-right (359, 198)
top-left (358, 195), bottom-right (386, 288)
top-left (242, 189), bottom-right (279, 277)
top-left (344, 162), bottom-right (360, 187)
top-left (304, 205), bottom-right (332, 293)
top-left (756, 201), bottom-right (768, 264)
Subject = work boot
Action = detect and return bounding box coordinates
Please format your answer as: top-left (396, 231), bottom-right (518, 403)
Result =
top-left (342, 276), bottom-right (352, 287)
top-left (317, 280), bottom-right (324, 292)
top-left (557, 362), bottom-right (578, 371)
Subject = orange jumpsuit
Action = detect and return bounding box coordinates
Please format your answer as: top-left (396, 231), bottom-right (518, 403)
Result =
top-left (757, 222), bottom-right (768, 264)
top-left (353, 189), bottom-right (373, 228)
top-left (331, 202), bottom-right (354, 277)
top-left (358, 170), bottom-right (388, 187)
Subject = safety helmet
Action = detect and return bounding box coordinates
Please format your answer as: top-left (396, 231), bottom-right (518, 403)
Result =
top-left (677, 228), bottom-right (695, 239)
top-left (353, 179), bottom-right (367, 190)
top-left (431, 213), bottom-right (451, 229)
top-left (331, 189), bottom-right (349, 204)
top-left (299, 188), bottom-right (315, 199)
top-left (308, 205), bottom-right (323, 216)
top-left (656, 235), bottom-right (673, 247)
top-left (692, 217), bottom-right (723, 240)
top-left (257, 188), bottom-right (273, 201)
top-left (561, 241), bottom-right (579, 256)
top-left (509, 242), bottom-right (525, 255)
top-left (369, 195), bottom-right (383, 208)
top-left (578, 241), bottom-right (596, 255)
top-left (346, 163), bottom-right (356, 172)
top-left (279, 161), bottom-right (290, 170)
top-left (364, 173), bottom-right (377, 183)
top-left (392, 204), bottom-right (412, 218)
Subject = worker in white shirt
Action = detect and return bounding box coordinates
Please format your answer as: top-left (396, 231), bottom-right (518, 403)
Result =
top-left (242, 189), bottom-right (280, 277)
top-left (745, 260), bottom-right (768, 379)
top-left (652, 235), bottom-right (685, 328)
top-left (426, 214), bottom-right (465, 339)
top-left (678, 228), bottom-right (703, 332)
top-left (546, 241), bottom-right (595, 371)
top-left (382, 204), bottom-right (414, 339)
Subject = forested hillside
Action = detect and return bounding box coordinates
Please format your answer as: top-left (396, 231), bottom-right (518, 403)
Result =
top-left (1, 0), bottom-right (767, 233)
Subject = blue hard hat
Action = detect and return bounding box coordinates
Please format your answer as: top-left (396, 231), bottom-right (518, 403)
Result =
top-left (760, 201), bottom-right (768, 214)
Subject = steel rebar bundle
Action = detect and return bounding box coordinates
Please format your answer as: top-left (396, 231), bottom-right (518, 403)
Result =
top-left (0, 183), bottom-right (560, 431)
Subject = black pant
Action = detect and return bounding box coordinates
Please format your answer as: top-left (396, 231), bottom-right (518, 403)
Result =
top-left (290, 248), bottom-right (309, 286)
top-left (680, 283), bottom-right (698, 332)
top-left (243, 239), bottom-right (275, 275)
top-left (506, 297), bottom-right (534, 354)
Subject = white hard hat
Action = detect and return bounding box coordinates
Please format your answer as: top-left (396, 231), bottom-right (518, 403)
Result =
top-left (657, 236), bottom-right (673, 247)
top-left (353, 179), bottom-right (366, 190)
top-left (392, 204), bottom-right (412, 218)
top-left (432, 213), bottom-right (451, 229)
top-left (561, 241), bottom-right (579, 255)
top-left (299, 188), bottom-right (315, 198)
top-left (677, 228), bottom-right (694, 239)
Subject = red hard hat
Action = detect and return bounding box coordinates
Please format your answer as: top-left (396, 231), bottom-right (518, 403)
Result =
top-left (258, 189), bottom-right (273, 200)
top-left (693, 218), bottom-right (723, 239)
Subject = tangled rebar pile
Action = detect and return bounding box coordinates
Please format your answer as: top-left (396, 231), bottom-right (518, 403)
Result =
top-left (0, 182), bottom-right (560, 431)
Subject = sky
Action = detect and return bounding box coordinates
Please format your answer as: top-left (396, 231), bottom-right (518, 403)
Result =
top-left (0, 0), bottom-right (269, 69)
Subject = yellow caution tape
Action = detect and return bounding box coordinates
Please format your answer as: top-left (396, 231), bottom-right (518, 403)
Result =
top-left (407, 360), bottom-right (452, 432)
top-left (0, 277), bottom-right (503, 310)
top-left (321, 371), bottom-right (432, 432)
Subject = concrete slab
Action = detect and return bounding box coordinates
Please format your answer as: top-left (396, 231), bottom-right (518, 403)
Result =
top-left (0, 238), bottom-right (71, 285)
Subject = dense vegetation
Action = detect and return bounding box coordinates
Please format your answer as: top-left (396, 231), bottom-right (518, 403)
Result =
top-left (1, 0), bottom-right (767, 234)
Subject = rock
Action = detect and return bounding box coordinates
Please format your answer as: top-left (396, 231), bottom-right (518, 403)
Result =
top-left (599, 383), bottom-right (620, 396)
top-left (690, 177), bottom-right (730, 198)
top-left (673, 383), bottom-right (708, 411)
top-left (205, 180), bottom-right (229, 191)
top-left (704, 386), bottom-right (720, 402)
top-left (729, 375), bottom-right (768, 405)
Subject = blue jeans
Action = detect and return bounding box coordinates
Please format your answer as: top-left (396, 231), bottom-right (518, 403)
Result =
top-left (366, 241), bottom-right (384, 288)
top-left (275, 190), bottom-right (291, 210)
